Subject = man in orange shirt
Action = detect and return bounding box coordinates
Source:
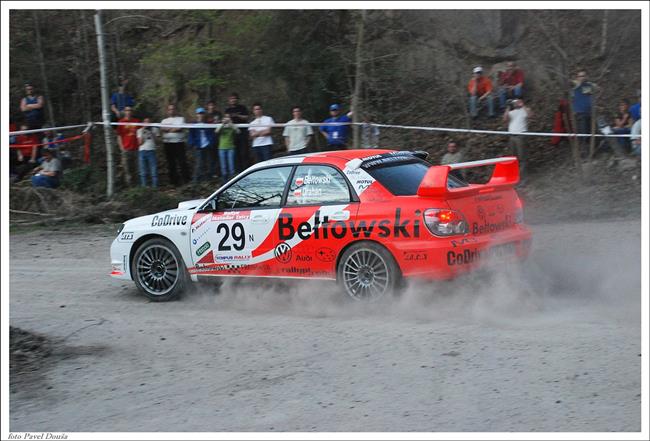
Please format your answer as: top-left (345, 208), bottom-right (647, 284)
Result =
top-left (116, 106), bottom-right (141, 186)
top-left (468, 66), bottom-right (495, 119)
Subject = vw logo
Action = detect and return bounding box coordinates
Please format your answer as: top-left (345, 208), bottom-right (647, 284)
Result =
top-left (274, 242), bottom-right (292, 263)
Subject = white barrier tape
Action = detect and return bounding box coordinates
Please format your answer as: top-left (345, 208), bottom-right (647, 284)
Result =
top-left (102, 121), bottom-right (636, 138)
top-left (102, 121), bottom-right (351, 129)
top-left (9, 123), bottom-right (91, 136)
top-left (370, 122), bottom-right (636, 138)
top-left (10, 120), bottom-right (637, 139)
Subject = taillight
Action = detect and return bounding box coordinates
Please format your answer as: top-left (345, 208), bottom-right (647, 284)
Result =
top-left (423, 209), bottom-right (469, 237)
top-left (514, 197), bottom-right (524, 224)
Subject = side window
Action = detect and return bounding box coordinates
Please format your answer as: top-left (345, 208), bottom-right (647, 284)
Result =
top-left (286, 165), bottom-right (351, 206)
top-left (216, 166), bottom-right (292, 210)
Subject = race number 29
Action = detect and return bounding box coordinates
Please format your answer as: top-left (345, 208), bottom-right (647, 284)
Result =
top-left (216, 222), bottom-right (245, 251)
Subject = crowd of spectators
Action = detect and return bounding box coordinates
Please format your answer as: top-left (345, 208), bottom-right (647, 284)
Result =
top-left (10, 65), bottom-right (642, 191)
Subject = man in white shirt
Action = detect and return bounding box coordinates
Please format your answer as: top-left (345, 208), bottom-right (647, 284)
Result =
top-left (249, 103), bottom-right (275, 163)
top-left (503, 98), bottom-right (532, 180)
top-left (282, 106), bottom-right (313, 155)
top-left (160, 104), bottom-right (190, 186)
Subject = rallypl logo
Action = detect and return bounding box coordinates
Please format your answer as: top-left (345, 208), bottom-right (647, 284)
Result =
top-left (151, 214), bottom-right (188, 227)
top-left (279, 208), bottom-right (420, 241)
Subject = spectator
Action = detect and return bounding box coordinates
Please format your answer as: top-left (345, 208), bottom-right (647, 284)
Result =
top-left (205, 100), bottom-right (222, 178)
top-left (188, 107), bottom-right (216, 184)
top-left (612, 99), bottom-right (632, 152)
top-left (20, 83), bottom-right (45, 129)
top-left (498, 61), bottom-right (525, 110)
top-left (249, 103), bottom-right (276, 162)
top-left (440, 140), bottom-right (465, 180)
top-left (503, 98), bottom-right (532, 179)
top-left (571, 70), bottom-right (597, 154)
top-left (629, 90), bottom-right (641, 122)
top-left (111, 80), bottom-right (135, 120)
top-left (282, 106), bottom-right (313, 155)
top-left (215, 114), bottom-right (240, 182)
top-left (320, 103), bottom-right (352, 151)
top-left (360, 114), bottom-right (380, 149)
top-left (12, 124), bottom-right (40, 181)
top-left (136, 117), bottom-right (159, 188)
top-left (160, 104), bottom-right (190, 186)
top-left (115, 106), bottom-right (141, 186)
top-left (468, 66), bottom-right (495, 119)
top-left (630, 118), bottom-right (641, 157)
top-left (31, 147), bottom-right (61, 188)
top-left (224, 93), bottom-right (250, 172)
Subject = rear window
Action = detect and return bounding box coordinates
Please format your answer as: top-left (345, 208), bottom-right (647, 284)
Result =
top-left (367, 160), bottom-right (467, 196)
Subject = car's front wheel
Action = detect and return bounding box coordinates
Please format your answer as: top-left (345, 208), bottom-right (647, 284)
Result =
top-left (132, 238), bottom-right (188, 301)
top-left (337, 242), bottom-right (401, 301)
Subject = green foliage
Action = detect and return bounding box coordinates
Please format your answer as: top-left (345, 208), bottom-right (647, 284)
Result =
top-left (139, 39), bottom-right (229, 104)
top-left (115, 186), bottom-right (178, 214)
top-left (60, 166), bottom-right (106, 194)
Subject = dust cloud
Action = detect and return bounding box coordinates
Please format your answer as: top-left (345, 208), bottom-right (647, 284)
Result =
top-left (184, 221), bottom-right (641, 327)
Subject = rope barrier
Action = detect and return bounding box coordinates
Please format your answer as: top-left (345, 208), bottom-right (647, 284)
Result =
top-left (9, 133), bottom-right (86, 149)
top-left (9, 124), bottom-right (91, 136)
top-left (9, 120), bottom-right (637, 139)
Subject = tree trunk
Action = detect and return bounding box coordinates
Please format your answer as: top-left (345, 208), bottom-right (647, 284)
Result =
top-left (95, 10), bottom-right (116, 198)
top-left (600, 10), bottom-right (608, 57)
top-left (79, 10), bottom-right (94, 123)
top-left (32, 11), bottom-right (56, 126)
top-left (351, 10), bottom-right (366, 149)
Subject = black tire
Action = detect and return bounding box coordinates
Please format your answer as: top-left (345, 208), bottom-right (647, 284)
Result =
top-left (337, 241), bottom-right (401, 301)
top-left (131, 238), bottom-right (188, 302)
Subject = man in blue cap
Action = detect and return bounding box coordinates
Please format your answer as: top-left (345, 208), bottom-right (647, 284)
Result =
top-left (320, 103), bottom-right (352, 151)
top-left (187, 107), bottom-right (216, 184)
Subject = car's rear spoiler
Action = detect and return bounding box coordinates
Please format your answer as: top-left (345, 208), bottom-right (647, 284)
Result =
top-left (417, 157), bottom-right (520, 199)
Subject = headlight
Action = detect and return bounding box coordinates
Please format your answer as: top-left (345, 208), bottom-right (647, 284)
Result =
top-left (117, 223), bottom-right (125, 235)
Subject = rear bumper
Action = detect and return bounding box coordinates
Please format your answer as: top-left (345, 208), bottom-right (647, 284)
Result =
top-left (395, 225), bottom-right (532, 280)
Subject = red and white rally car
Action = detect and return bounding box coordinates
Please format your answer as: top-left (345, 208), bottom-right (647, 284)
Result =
top-left (110, 150), bottom-right (532, 301)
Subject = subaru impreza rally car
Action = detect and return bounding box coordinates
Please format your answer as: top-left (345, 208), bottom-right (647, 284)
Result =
top-left (110, 150), bottom-right (532, 301)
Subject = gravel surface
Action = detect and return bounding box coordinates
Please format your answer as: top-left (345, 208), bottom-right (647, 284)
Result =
top-left (9, 220), bottom-right (641, 432)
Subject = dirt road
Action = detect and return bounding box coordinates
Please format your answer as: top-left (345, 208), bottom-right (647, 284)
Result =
top-left (9, 220), bottom-right (641, 432)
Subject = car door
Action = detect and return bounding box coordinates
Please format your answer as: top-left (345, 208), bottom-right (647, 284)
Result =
top-left (275, 164), bottom-right (359, 279)
top-left (190, 166), bottom-right (293, 277)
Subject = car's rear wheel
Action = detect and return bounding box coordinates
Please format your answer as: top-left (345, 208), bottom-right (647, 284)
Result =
top-left (337, 242), bottom-right (401, 301)
top-left (132, 238), bottom-right (187, 301)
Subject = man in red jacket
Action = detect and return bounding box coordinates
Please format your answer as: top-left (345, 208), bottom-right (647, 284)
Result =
top-left (468, 66), bottom-right (495, 119)
top-left (116, 106), bottom-right (141, 186)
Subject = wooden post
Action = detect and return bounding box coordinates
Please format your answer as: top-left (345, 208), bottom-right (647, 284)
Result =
top-left (95, 10), bottom-right (115, 198)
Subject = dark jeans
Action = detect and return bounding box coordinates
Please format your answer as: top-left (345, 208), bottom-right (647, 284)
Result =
top-left (32, 174), bottom-right (59, 188)
top-left (323, 143), bottom-right (347, 152)
top-left (509, 135), bottom-right (526, 179)
top-left (575, 112), bottom-right (592, 156)
top-left (234, 130), bottom-right (250, 173)
top-left (253, 144), bottom-right (273, 163)
top-left (219, 149), bottom-right (236, 181)
top-left (138, 150), bottom-right (158, 187)
top-left (287, 147), bottom-right (309, 156)
top-left (208, 143), bottom-right (219, 178)
top-left (193, 148), bottom-right (211, 184)
top-left (163, 142), bottom-right (190, 186)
